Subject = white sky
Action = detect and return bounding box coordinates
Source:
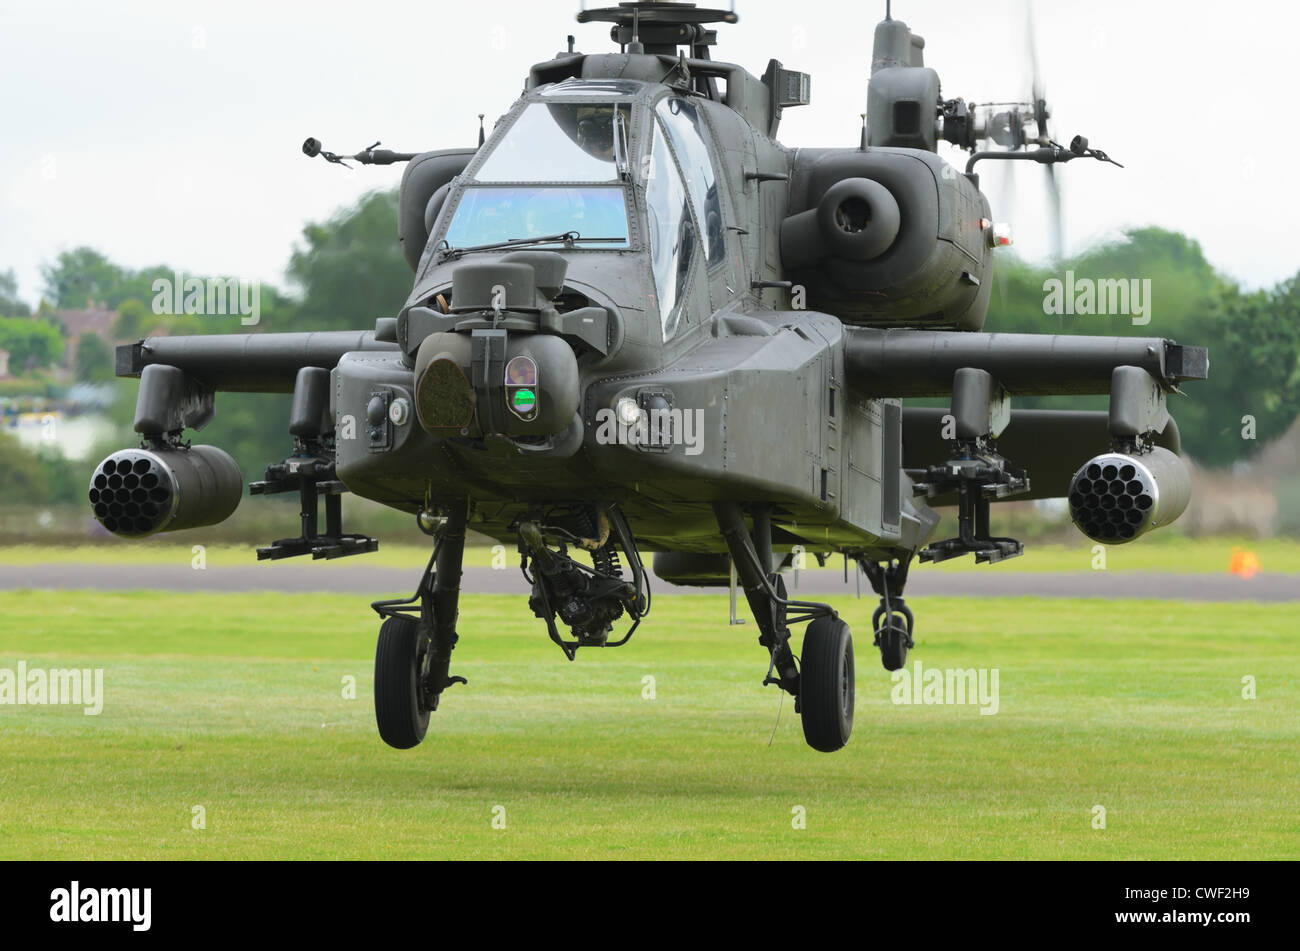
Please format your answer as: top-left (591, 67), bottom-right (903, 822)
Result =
top-left (2, 0), bottom-right (1296, 307)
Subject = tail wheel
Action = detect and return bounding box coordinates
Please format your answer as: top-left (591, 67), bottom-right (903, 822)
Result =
top-left (799, 616), bottom-right (855, 753)
top-left (374, 615), bottom-right (430, 749)
top-left (875, 617), bottom-right (912, 672)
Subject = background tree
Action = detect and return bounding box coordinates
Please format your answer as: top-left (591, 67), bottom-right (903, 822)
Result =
top-left (0, 269), bottom-right (31, 317)
top-left (0, 315), bottom-right (63, 372)
top-left (285, 189), bottom-right (410, 332)
top-left (41, 247), bottom-right (125, 309)
top-left (980, 227), bottom-right (1296, 465)
top-left (1187, 276), bottom-right (1300, 465)
top-left (112, 297), bottom-right (154, 339)
top-left (0, 431), bottom-right (53, 503)
top-left (74, 332), bottom-right (114, 382)
top-left (117, 264), bottom-right (177, 309)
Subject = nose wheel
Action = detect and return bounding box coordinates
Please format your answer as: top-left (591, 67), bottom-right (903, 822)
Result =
top-left (798, 616), bottom-right (855, 753)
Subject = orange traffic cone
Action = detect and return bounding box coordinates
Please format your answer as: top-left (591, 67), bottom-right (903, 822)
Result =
top-left (1229, 547), bottom-right (1260, 579)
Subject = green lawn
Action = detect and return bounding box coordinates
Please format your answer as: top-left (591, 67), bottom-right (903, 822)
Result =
top-left (3, 534), bottom-right (1298, 574)
top-left (0, 542), bottom-right (507, 570)
top-left (0, 589), bottom-right (1294, 859)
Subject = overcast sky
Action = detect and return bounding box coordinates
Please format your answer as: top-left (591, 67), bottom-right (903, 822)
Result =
top-left (2, 0), bottom-right (1295, 308)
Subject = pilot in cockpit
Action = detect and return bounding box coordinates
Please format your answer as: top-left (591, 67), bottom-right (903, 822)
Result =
top-left (575, 106), bottom-right (617, 162)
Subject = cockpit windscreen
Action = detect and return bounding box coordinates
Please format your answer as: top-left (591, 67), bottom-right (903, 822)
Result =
top-left (475, 102), bottom-right (632, 183)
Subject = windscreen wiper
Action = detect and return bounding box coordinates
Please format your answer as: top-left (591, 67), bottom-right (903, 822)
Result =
top-left (437, 232), bottom-right (624, 262)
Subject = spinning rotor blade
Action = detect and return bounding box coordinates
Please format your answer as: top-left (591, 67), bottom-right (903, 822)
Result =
top-left (1045, 162), bottom-right (1063, 260)
top-left (1024, 0), bottom-right (1063, 259)
top-left (1026, 1), bottom-right (1050, 145)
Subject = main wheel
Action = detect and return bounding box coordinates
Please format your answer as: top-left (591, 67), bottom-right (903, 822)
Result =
top-left (374, 615), bottom-right (430, 749)
top-left (799, 616), bottom-right (855, 753)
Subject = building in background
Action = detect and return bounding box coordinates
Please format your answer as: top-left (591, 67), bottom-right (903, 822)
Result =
top-left (53, 304), bottom-right (117, 367)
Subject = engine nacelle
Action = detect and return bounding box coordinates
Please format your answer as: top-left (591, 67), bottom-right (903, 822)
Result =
top-left (89, 445), bottom-right (242, 537)
top-left (781, 148), bottom-right (993, 330)
top-left (1067, 447), bottom-right (1190, 544)
top-left (780, 177), bottom-right (901, 269)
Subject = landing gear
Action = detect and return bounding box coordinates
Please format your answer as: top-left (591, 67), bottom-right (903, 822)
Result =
top-left (799, 616), bottom-right (855, 753)
top-left (875, 617), bottom-right (912, 671)
top-left (712, 502), bottom-right (850, 752)
top-left (369, 498), bottom-right (469, 750)
top-left (862, 557), bottom-right (915, 671)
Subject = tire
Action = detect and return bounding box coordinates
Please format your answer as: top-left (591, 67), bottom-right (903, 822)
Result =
top-left (799, 617), bottom-right (855, 753)
top-left (374, 615), bottom-right (430, 750)
top-left (878, 618), bottom-right (910, 672)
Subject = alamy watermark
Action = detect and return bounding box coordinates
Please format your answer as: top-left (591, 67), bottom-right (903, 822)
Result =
top-left (152, 270), bottom-right (260, 325)
top-left (890, 660), bottom-right (999, 715)
top-left (0, 661), bottom-right (103, 715)
top-left (50, 882), bottom-right (150, 931)
top-left (594, 405), bottom-right (705, 456)
top-left (1042, 270), bottom-right (1151, 326)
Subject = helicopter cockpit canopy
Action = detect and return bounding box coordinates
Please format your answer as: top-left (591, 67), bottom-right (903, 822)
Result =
top-left (442, 99), bottom-right (634, 251)
top-left (434, 78), bottom-right (730, 341)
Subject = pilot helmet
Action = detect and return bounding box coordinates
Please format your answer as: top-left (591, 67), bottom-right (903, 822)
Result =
top-left (576, 106), bottom-right (615, 156)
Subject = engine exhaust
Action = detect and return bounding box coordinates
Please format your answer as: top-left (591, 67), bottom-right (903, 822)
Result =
top-left (780, 176), bottom-right (901, 270)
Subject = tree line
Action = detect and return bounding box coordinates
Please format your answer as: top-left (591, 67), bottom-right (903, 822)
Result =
top-left (0, 190), bottom-right (1296, 511)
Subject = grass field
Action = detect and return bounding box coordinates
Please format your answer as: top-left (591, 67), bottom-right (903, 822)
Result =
top-left (3, 534), bottom-right (1299, 573)
top-left (0, 588), bottom-right (1295, 859)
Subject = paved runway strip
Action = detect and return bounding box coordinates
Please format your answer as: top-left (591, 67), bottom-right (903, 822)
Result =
top-left (2, 562), bottom-right (1296, 601)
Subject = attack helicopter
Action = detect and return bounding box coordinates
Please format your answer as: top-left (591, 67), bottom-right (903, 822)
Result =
top-left (90, 2), bottom-right (1207, 752)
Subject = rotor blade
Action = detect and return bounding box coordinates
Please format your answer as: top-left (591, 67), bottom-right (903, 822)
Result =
top-left (1022, 0), bottom-right (1061, 259)
top-left (998, 157), bottom-right (1016, 227)
top-left (1025, 0), bottom-right (1050, 144)
top-left (1045, 162), bottom-right (1063, 261)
